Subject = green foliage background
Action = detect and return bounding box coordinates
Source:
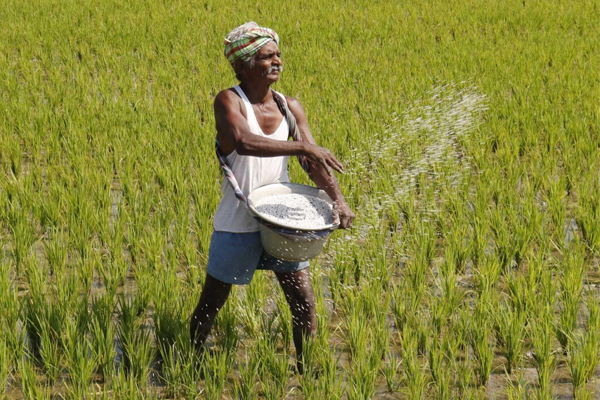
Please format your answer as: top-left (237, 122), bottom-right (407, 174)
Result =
top-left (0, 0), bottom-right (599, 398)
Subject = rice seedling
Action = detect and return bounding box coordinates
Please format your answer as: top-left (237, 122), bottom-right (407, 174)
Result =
top-left (346, 351), bottom-right (379, 400)
top-left (575, 174), bottom-right (600, 254)
top-left (64, 316), bottom-right (97, 399)
top-left (259, 342), bottom-right (291, 400)
top-left (233, 350), bottom-right (260, 400)
top-left (528, 306), bottom-right (558, 400)
top-left (19, 357), bottom-right (49, 400)
top-left (201, 349), bottom-right (230, 400)
top-left (556, 243), bottom-right (585, 349)
top-left (469, 306), bottom-right (494, 387)
top-left (428, 336), bottom-right (452, 400)
top-left (0, 339), bottom-right (11, 396)
top-left (314, 343), bottom-right (343, 399)
top-left (401, 324), bottom-right (429, 399)
top-left (90, 295), bottom-right (117, 381)
top-left (159, 344), bottom-right (203, 399)
top-left (116, 294), bottom-right (153, 385)
top-left (381, 349), bottom-right (402, 393)
top-left (494, 301), bottom-right (525, 374)
top-left (37, 318), bottom-right (62, 386)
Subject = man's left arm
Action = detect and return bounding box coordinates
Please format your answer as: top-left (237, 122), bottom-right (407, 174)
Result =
top-left (286, 97), bottom-right (355, 229)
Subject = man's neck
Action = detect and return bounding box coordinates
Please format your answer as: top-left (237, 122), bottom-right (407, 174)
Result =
top-left (239, 80), bottom-right (273, 105)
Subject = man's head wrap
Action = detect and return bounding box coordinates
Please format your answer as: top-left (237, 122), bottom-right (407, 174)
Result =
top-left (224, 22), bottom-right (279, 66)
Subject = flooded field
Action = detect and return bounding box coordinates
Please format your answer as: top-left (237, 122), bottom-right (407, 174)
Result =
top-left (0, 0), bottom-right (599, 398)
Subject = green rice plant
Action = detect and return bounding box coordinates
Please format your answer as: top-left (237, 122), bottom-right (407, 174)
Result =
top-left (564, 291), bottom-right (600, 396)
top-left (238, 276), bottom-right (268, 337)
top-left (437, 252), bottom-right (465, 311)
top-left (233, 350), bottom-right (260, 400)
top-left (469, 309), bottom-right (494, 387)
top-left (37, 318), bottom-right (62, 386)
top-left (444, 219), bottom-right (471, 274)
top-left (0, 339), bottom-right (10, 397)
top-left (346, 350), bottom-right (379, 400)
top-left (152, 276), bottom-right (188, 356)
top-left (315, 344), bottom-right (343, 400)
top-left (7, 140), bottom-right (22, 178)
top-left (494, 301), bottom-right (525, 374)
top-left (8, 206), bottom-right (36, 273)
top-left (53, 266), bottom-right (81, 319)
top-left (1, 0), bottom-right (599, 397)
top-left (391, 281), bottom-right (424, 333)
top-left (468, 190), bottom-right (492, 267)
top-left (372, 314), bottom-right (391, 367)
top-left (19, 357), bottom-right (49, 400)
top-left (381, 349), bottom-right (402, 393)
top-left (575, 175), bottom-right (600, 254)
top-left (505, 272), bottom-right (533, 319)
top-left (159, 344), bottom-right (203, 399)
top-left (273, 285), bottom-right (293, 352)
top-left (511, 198), bottom-right (541, 268)
top-left (528, 307), bottom-right (557, 400)
top-left (504, 369), bottom-right (532, 400)
top-left (573, 386), bottom-right (593, 400)
top-left (214, 294), bottom-right (241, 353)
top-left (43, 229), bottom-right (68, 275)
top-left (0, 261), bottom-right (24, 365)
top-left (566, 333), bottom-right (595, 398)
top-left (430, 263), bottom-right (464, 337)
top-left (453, 309), bottom-right (474, 395)
top-left (64, 317), bottom-right (97, 399)
top-left (544, 174), bottom-right (567, 240)
top-left (556, 250), bottom-right (584, 349)
top-left (401, 325), bottom-right (429, 399)
top-left (259, 310), bottom-right (285, 352)
top-left (201, 349), bottom-right (230, 400)
top-left (428, 337), bottom-right (451, 400)
top-left (311, 271), bottom-right (332, 346)
top-left (116, 294), bottom-right (153, 385)
top-left (343, 306), bottom-right (369, 361)
top-left (109, 367), bottom-right (156, 400)
top-left (23, 266), bottom-right (50, 358)
top-left (472, 254), bottom-right (502, 298)
top-left (90, 295), bottom-right (116, 381)
top-left (259, 344), bottom-right (291, 400)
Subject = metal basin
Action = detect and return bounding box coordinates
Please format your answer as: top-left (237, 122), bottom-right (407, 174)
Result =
top-left (247, 183), bottom-right (338, 261)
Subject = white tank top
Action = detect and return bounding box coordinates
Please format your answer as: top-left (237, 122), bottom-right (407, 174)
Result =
top-left (213, 86), bottom-right (290, 232)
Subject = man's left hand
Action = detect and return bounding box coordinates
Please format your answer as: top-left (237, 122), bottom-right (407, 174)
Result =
top-left (333, 200), bottom-right (355, 229)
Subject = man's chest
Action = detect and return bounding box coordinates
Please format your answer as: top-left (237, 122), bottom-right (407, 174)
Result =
top-left (250, 103), bottom-right (284, 135)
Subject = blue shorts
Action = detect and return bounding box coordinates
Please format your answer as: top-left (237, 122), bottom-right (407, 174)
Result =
top-left (206, 231), bottom-right (309, 285)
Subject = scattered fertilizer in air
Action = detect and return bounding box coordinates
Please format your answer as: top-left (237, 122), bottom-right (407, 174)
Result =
top-left (255, 194), bottom-right (333, 229)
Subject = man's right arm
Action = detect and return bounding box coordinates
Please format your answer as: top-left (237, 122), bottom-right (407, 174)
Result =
top-left (214, 90), bottom-right (343, 173)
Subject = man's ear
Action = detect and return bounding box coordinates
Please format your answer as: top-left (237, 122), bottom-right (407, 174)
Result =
top-left (233, 59), bottom-right (246, 78)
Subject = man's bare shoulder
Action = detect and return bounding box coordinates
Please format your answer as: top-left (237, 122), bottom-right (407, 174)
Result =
top-left (215, 88), bottom-right (242, 108)
top-left (284, 95), bottom-right (302, 108)
top-left (284, 95), bottom-right (307, 121)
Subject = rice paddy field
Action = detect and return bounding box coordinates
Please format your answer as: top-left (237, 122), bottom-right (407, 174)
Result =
top-left (1, 0), bottom-right (599, 398)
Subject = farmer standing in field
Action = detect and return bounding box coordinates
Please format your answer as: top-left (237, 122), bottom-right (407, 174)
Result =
top-left (190, 22), bottom-right (354, 372)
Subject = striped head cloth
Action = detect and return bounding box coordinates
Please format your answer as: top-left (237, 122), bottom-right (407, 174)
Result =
top-left (224, 22), bottom-right (279, 65)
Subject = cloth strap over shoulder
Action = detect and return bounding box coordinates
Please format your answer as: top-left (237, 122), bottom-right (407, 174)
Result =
top-left (215, 90), bottom-right (312, 206)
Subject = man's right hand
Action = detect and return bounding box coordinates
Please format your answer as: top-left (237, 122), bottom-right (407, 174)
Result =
top-left (303, 143), bottom-right (344, 175)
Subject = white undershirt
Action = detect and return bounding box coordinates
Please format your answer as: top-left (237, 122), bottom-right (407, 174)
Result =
top-left (213, 85), bottom-right (290, 232)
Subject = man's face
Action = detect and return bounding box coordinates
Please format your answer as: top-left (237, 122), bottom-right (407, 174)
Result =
top-left (244, 41), bottom-right (283, 83)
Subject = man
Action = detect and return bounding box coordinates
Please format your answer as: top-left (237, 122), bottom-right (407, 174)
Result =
top-left (190, 22), bottom-right (354, 372)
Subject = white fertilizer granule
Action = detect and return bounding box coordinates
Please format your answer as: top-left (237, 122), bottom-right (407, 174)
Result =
top-left (255, 194), bottom-right (333, 229)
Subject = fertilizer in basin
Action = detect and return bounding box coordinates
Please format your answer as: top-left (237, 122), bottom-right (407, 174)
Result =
top-left (255, 193), bottom-right (333, 230)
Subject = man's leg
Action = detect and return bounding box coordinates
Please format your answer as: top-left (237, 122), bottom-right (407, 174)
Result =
top-left (275, 268), bottom-right (317, 374)
top-left (190, 273), bottom-right (232, 352)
